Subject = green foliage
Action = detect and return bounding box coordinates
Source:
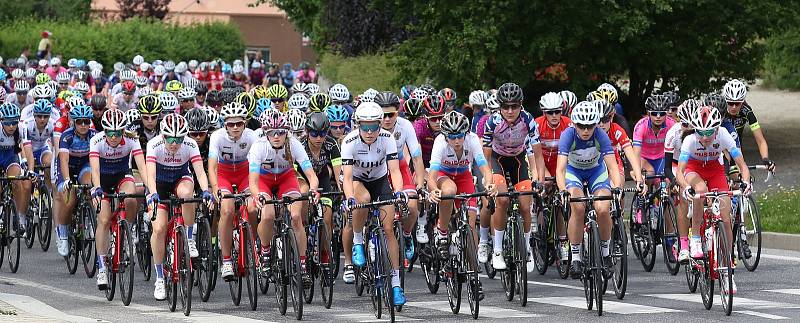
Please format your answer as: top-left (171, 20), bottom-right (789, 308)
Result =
top-left (318, 52), bottom-right (400, 94)
top-left (763, 28), bottom-right (800, 90)
top-left (0, 18), bottom-right (245, 68)
top-left (0, 0), bottom-right (92, 22)
top-left (758, 186), bottom-right (800, 234)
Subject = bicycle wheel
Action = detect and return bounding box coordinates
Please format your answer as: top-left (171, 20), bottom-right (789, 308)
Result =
top-left (635, 203), bottom-right (657, 272)
top-left (628, 196), bottom-right (642, 260)
top-left (356, 264), bottom-right (366, 296)
top-left (105, 254), bottom-right (117, 302)
top-left (532, 206), bottom-right (549, 275)
top-left (286, 229), bottom-right (304, 320)
top-left (195, 216), bottom-right (213, 302)
top-left (273, 235), bottom-right (287, 316)
top-left (661, 199), bottom-right (680, 275)
top-left (228, 229), bottom-right (242, 306)
top-left (7, 204), bottom-right (21, 273)
top-left (302, 227), bottom-right (315, 305)
top-left (514, 216), bottom-right (528, 307)
top-left (37, 190), bottom-right (52, 252)
top-left (378, 232), bottom-right (395, 321)
top-left (555, 207), bottom-right (571, 280)
top-left (589, 221), bottom-right (603, 316)
top-left (136, 216), bottom-right (152, 281)
top-left (421, 244), bottom-right (440, 294)
top-left (739, 195), bottom-right (761, 272)
top-left (685, 263), bottom-right (699, 293)
top-left (462, 221), bottom-right (480, 319)
top-left (699, 243), bottom-right (714, 310)
top-left (318, 221), bottom-right (334, 309)
top-left (81, 204), bottom-right (97, 278)
top-left (176, 226), bottom-right (193, 316)
top-left (258, 237), bottom-right (270, 295)
top-left (393, 220), bottom-right (405, 290)
top-left (611, 215), bottom-right (628, 300)
top-left (166, 238), bottom-right (178, 312)
top-left (715, 222), bottom-right (733, 316)
top-left (582, 241), bottom-right (593, 311)
top-left (242, 222), bottom-right (258, 311)
top-left (66, 225), bottom-right (79, 275)
top-left (365, 233), bottom-right (380, 318)
top-left (446, 258), bottom-right (462, 314)
top-left (501, 254), bottom-right (515, 301)
top-left (24, 208), bottom-right (35, 249)
top-left (119, 220), bottom-right (134, 306)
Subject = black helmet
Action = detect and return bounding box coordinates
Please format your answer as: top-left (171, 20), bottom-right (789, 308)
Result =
top-left (419, 84), bottom-right (437, 96)
top-left (496, 82), bottom-right (524, 104)
top-left (702, 93), bottom-right (726, 112)
top-left (195, 82), bottom-right (208, 95)
top-left (662, 91), bottom-right (680, 107)
top-left (403, 98), bottom-right (423, 119)
top-left (374, 91), bottom-right (400, 108)
top-left (185, 107), bottom-right (209, 131)
top-left (206, 90), bottom-right (221, 104)
top-left (90, 94), bottom-right (107, 110)
top-left (220, 89), bottom-right (237, 104)
top-left (222, 78), bottom-right (236, 89)
top-left (645, 94), bottom-right (671, 112)
top-left (306, 112), bottom-right (329, 131)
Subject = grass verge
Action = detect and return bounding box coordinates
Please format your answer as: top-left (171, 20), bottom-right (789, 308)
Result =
top-left (757, 186), bottom-right (800, 234)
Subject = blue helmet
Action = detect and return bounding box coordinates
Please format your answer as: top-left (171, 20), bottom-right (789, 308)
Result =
top-left (326, 104), bottom-right (350, 122)
top-left (75, 59), bottom-right (86, 69)
top-left (69, 104), bottom-right (93, 120)
top-left (33, 99), bottom-right (53, 115)
top-left (400, 85), bottom-right (416, 101)
top-left (0, 69), bottom-right (7, 81)
top-left (0, 103), bottom-right (21, 120)
top-left (222, 64), bottom-right (232, 74)
top-left (255, 98), bottom-right (273, 119)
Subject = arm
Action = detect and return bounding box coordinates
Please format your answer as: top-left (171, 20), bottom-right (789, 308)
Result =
top-left (303, 167), bottom-right (319, 192)
top-left (531, 143), bottom-right (545, 182)
top-left (342, 165), bottom-right (354, 199)
top-left (191, 160), bottom-right (210, 192)
top-left (604, 154), bottom-right (622, 188)
top-left (752, 128), bottom-right (769, 160)
top-left (23, 144), bottom-right (35, 174)
top-left (555, 155), bottom-right (568, 191)
top-left (388, 159), bottom-right (404, 193)
top-left (89, 156), bottom-right (101, 188)
top-left (208, 158), bottom-right (219, 194)
top-left (623, 145), bottom-right (643, 183)
top-left (412, 155), bottom-right (425, 189)
top-left (59, 151), bottom-right (71, 183)
top-left (145, 161), bottom-right (158, 196)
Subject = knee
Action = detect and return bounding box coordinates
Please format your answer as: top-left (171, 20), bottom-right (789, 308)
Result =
top-left (495, 197), bottom-right (509, 209)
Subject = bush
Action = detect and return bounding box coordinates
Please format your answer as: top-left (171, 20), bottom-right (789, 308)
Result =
top-left (763, 28), bottom-right (800, 90)
top-left (0, 17), bottom-right (245, 68)
top-left (318, 52), bottom-right (399, 94)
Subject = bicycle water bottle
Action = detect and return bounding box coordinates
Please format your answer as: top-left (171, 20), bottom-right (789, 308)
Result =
top-left (368, 236), bottom-right (377, 260)
top-left (649, 204), bottom-right (658, 230)
top-left (276, 238), bottom-right (283, 260)
top-left (232, 230), bottom-right (240, 253)
top-left (451, 230), bottom-right (460, 256)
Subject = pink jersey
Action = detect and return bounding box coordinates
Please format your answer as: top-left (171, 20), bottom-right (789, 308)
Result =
top-left (632, 117), bottom-right (675, 160)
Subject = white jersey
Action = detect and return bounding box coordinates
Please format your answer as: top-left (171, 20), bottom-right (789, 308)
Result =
top-left (678, 128), bottom-right (741, 165)
top-left (247, 136), bottom-right (311, 175)
top-left (340, 129), bottom-right (399, 181)
top-left (21, 117), bottom-right (55, 151)
top-left (208, 128), bottom-right (257, 169)
top-left (664, 123), bottom-right (684, 161)
top-left (111, 93), bottom-right (136, 112)
top-left (21, 103), bottom-right (60, 122)
top-left (4, 94), bottom-right (33, 107)
top-left (89, 133), bottom-right (142, 175)
top-left (387, 117), bottom-right (421, 159)
top-left (146, 135), bottom-right (202, 182)
top-left (429, 133), bottom-right (487, 175)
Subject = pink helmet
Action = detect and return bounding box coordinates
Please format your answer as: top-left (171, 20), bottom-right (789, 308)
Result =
top-left (259, 109), bottom-right (288, 129)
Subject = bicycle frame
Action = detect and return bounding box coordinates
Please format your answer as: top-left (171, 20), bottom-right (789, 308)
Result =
top-left (152, 197), bottom-right (203, 283)
top-left (689, 190), bottom-right (740, 281)
top-left (105, 192), bottom-right (144, 272)
top-left (221, 188), bottom-right (252, 277)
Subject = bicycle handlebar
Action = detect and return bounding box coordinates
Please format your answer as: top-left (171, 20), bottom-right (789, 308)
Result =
top-left (691, 190), bottom-right (742, 199)
top-left (103, 192), bottom-right (146, 199)
top-left (350, 198), bottom-right (404, 210)
top-left (437, 191), bottom-right (489, 201)
top-left (495, 190), bottom-right (537, 198)
top-left (748, 165), bottom-right (774, 182)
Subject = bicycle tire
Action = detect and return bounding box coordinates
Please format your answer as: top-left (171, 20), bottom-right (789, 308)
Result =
top-left (715, 222), bottom-right (733, 316)
top-left (555, 207), bottom-right (571, 280)
top-left (103, 225), bottom-right (117, 302)
top-left (286, 229), bottom-right (304, 320)
top-left (258, 236), bottom-right (270, 295)
top-left (446, 258), bottom-right (462, 314)
top-left (393, 220), bottom-right (405, 290)
top-left (514, 214), bottom-right (528, 307)
top-left (66, 225), bottom-right (79, 275)
top-left (590, 221), bottom-right (603, 316)
top-left (582, 239), bottom-right (593, 311)
top-left (136, 215), bottom-right (152, 281)
top-left (421, 244), bottom-right (440, 294)
top-left (318, 220), bottom-right (334, 309)
top-left (461, 222), bottom-right (480, 319)
top-left (242, 222), bottom-right (258, 311)
top-left (37, 191), bottom-right (52, 251)
top-left (638, 203), bottom-right (657, 272)
top-left (7, 204), bottom-right (21, 273)
top-left (661, 199), bottom-right (680, 275)
top-left (685, 263), bottom-right (698, 293)
top-left (105, 257), bottom-right (117, 302)
top-left (377, 232), bottom-right (396, 321)
top-left (532, 206), bottom-right (549, 275)
top-left (611, 215), bottom-right (628, 300)
top-left (739, 195), bottom-right (761, 272)
top-left (628, 196), bottom-right (642, 260)
top-left (166, 237), bottom-right (178, 312)
top-left (195, 217), bottom-right (213, 302)
top-left (366, 232), bottom-right (380, 318)
top-left (81, 204), bottom-right (97, 278)
top-left (273, 234), bottom-right (287, 316)
top-left (24, 209), bottom-right (35, 249)
top-left (228, 228), bottom-right (242, 306)
top-left (356, 264), bottom-right (366, 296)
top-left (303, 226), bottom-right (315, 305)
top-left (119, 220), bottom-right (134, 306)
top-left (0, 210), bottom-right (5, 270)
top-left (177, 226), bottom-right (193, 316)
top-left (700, 237), bottom-right (714, 310)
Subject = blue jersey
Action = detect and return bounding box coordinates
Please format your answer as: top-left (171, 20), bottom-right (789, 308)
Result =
top-left (721, 119), bottom-right (740, 148)
top-left (58, 128), bottom-right (96, 169)
top-left (557, 126), bottom-right (614, 170)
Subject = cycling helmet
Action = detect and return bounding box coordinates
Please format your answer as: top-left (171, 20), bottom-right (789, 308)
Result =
top-left (133, 55), bottom-right (144, 66)
top-left (306, 112), bottom-right (329, 131)
top-left (595, 99), bottom-right (614, 117)
top-left (120, 69), bottom-right (136, 81)
top-left (183, 78), bottom-right (200, 91)
top-left (30, 85), bottom-right (52, 100)
top-left (403, 98), bottom-right (423, 119)
top-left (50, 57), bottom-right (61, 66)
top-left (539, 92), bottom-right (565, 111)
top-left (66, 96), bottom-right (85, 109)
top-left (0, 88), bottom-right (5, 102)
top-left (260, 109), bottom-right (288, 129)
top-left (11, 69), bottom-right (24, 79)
top-left (374, 91), bottom-right (400, 108)
top-left (423, 95), bottom-right (446, 117)
top-left (177, 87), bottom-right (197, 100)
top-left (326, 104), bottom-right (350, 122)
top-left (0, 69), bottom-right (6, 81)
top-left (468, 90), bottom-right (488, 107)
top-left (136, 87), bottom-right (153, 97)
top-left (140, 62), bottom-right (151, 72)
top-left (25, 68), bottom-right (37, 79)
top-left (287, 93), bottom-right (310, 111)
top-left (252, 85), bottom-right (268, 99)
top-left (219, 102), bottom-right (248, 121)
top-left (722, 79), bottom-right (747, 102)
top-left (678, 99), bottom-right (701, 123)
top-left (234, 92), bottom-right (256, 115)
top-left (164, 61), bottom-right (176, 71)
top-left (125, 109), bottom-right (140, 125)
top-left (35, 73), bottom-right (51, 85)
top-left (159, 92), bottom-right (179, 113)
top-left (400, 85), bottom-right (416, 101)
top-left (101, 108), bottom-right (128, 131)
top-left (204, 106), bottom-right (220, 128)
top-left (90, 69), bottom-right (102, 80)
top-left (411, 88), bottom-right (429, 101)
top-left (90, 95), bottom-right (107, 110)
top-left (268, 84), bottom-right (289, 99)
top-left (137, 94), bottom-right (163, 114)
top-left (287, 108), bottom-right (307, 131)
top-left (232, 65), bottom-right (244, 74)
top-left (46, 80), bottom-right (58, 94)
top-left (570, 101), bottom-right (601, 125)
top-left (329, 84), bottom-right (350, 102)
top-left (702, 93), bottom-right (726, 112)
top-left (165, 80), bottom-right (183, 92)
top-left (309, 93), bottom-right (332, 112)
top-left (593, 88), bottom-right (618, 105)
top-left (54, 72), bottom-right (69, 84)
top-left (175, 62), bottom-right (188, 74)
top-left (662, 90), bottom-right (680, 106)
top-left (33, 99), bottom-right (53, 115)
top-left (419, 84), bottom-right (437, 95)
top-left (440, 111), bottom-right (470, 135)
top-left (645, 94), bottom-right (670, 112)
top-left (122, 80), bottom-right (136, 94)
top-left (69, 104), bottom-right (93, 120)
top-left (160, 114), bottom-right (189, 137)
top-left (291, 82), bottom-right (309, 95)
top-left (74, 70), bottom-right (87, 81)
top-left (220, 89), bottom-right (237, 104)
top-left (306, 83), bottom-right (320, 95)
top-left (154, 65), bottom-right (166, 76)
top-left (361, 88), bottom-right (379, 103)
top-left (194, 82), bottom-right (208, 95)
top-left (14, 81), bottom-right (29, 93)
top-left (185, 107), bottom-right (209, 131)
top-left (439, 88), bottom-right (457, 104)
top-left (690, 106), bottom-right (722, 131)
top-left (206, 90), bottom-right (222, 105)
top-left (73, 81), bottom-right (90, 94)
top-left (597, 83), bottom-right (618, 98)
top-left (218, 78), bottom-right (234, 89)
top-left (354, 102), bottom-right (383, 122)
top-left (113, 62), bottom-right (124, 72)
top-left (0, 103), bottom-right (21, 120)
top-left (496, 82), bottom-right (524, 104)
top-left (559, 90), bottom-right (578, 110)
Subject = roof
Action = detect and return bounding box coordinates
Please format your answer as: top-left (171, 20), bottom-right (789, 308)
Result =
top-left (91, 0), bottom-right (286, 17)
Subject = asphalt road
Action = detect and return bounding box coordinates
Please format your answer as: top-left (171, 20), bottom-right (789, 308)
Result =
top-left (0, 241), bottom-right (798, 323)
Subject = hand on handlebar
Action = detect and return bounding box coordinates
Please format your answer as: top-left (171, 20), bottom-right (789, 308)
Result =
top-left (146, 192), bottom-right (160, 205)
top-left (256, 192), bottom-right (270, 209)
top-left (682, 187), bottom-right (695, 200)
top-left (428, 189), bottom-right (442, 204)
top-left (762, 158), bottom-right (776, 173)
top-left (394, 191), bottom-right (408, 204)
top-left (341, 197), bottom-right (357, 213)
top-left (309, 188), bottom-right (321, 204)
top-left (739, 181), bottom-right (752, 196)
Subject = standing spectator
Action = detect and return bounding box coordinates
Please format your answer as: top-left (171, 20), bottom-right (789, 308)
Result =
top-left (248, 61), bottom-right (265, 87)
top-left (37, 31), bottom-right (53, 60)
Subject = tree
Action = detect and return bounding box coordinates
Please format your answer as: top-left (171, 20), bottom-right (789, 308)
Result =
top-left (116, 0), bottom-right (171, 20)
top-left (0, 0), bottom-right (92, 22)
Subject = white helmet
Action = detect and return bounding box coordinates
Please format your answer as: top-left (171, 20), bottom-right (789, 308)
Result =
top-left (183, 77), bottom-right (200, 91)
top-left (286, 108), bottom-right (307, 131)
top-left (113, 62), bottom-right (125, 72)
top-left (411, 88), bottom-right (429, 101)
top-left (164, 61), bottom-right (176, 71)
top-left (288, 93), bottom-right (310, 110)
top-left (133, 55), bottom-right (144, 66)
top-left (252, 61), bottom-right (261, 69)
top-left (220, 102), bottom-right (249, 120)
top-left (188, 60), bottom-right (199, 69)
top-left (101, 108), bottom-right (128, 131)
top-left (597, 83), bottom-right (618, 98)
top-left (291, 82), bottom-right (309, 94)
top-left (74, 81), bottom-right (90, 94)
top-left (120, 69), bottom-right (136, 81)
top-left (690, 106), bottom-right (722, 131)
top-left (559, 90), bottom-right (578, 109)
top-left (677, 99), bottom-right (701, 124)
top-left (38, 60), bottom-right (47, 68)
top-left (232, 64), bottom-right (244, 74)
top-left (159, 92), bottom-right (179, 112)
top-left (204, 106), bottom-right (220, 127)
top-left (87, 60), bottom-right (98, 70)
top-left (468, 90), bottom-right (488, 106)
top-left (11, 69), bottom-right (23, 79)
top-left (30, 85), bottom-right (52, 99)
top-left (50, 57), bottom-right (61, 66)
top-left (570, 101), bottom-right (601, 125)
top-left (91, 68), bottom-right (102, 79)
top-left (329, 83), bottom-right (350, 102)
top-left (160, 114), bottom-right (189, 137)
top-left (175, 62), bottom-right (187, 74)
top-left (486, 93), bottom-right (500, 111)
top-left (361, 88), bottom-right (379, 102)
top-left (177, 87), bottom-right (196, 100)
top-left (67, 58), bottom-right (77, 68)
top-left (722, 79), bottom-right (747, 102)
top-left (539, 92), bottom-right (565, 111)
top-left (66, 96), bottom-right (85, 108)
top-left (25, 68), bottom-right (37, 78)
top-left (125, 109), bottom-right (140, 126)
top-left (14, 80), bottom-right (29, 92)
top-left (136, 86), bottom-right (153, 97)
top-left (307, 83), bottom-right (320, 95)
top-left (354, 102), bottom-right (382, 122)
top-left (140, 62), bottom-right (151, 72)
top-left (154, 65), bottom-right (166, 76)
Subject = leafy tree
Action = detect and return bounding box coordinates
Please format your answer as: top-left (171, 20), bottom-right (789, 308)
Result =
top-left (0, 0), bottom-right (92, 22)
top-left (116, 0), bottom-right (171, 20)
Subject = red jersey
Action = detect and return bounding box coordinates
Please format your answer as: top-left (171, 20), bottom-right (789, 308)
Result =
top-left (606, 122), bottom-right (632, 173)
top-left (535, 115), bottom-right (571, 175)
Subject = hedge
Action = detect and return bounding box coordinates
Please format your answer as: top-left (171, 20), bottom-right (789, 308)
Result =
top-left (318, 52), bottom-right (399, 94)
top-left (0, 17), bottom-right (245, 68)
top-left (763, 27), bottom-right (800, 90)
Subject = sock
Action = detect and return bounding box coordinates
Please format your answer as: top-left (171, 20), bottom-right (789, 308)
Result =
top-left (57, 224), bottom-right (68, 239)
top-left (260, 245), bottom-right (270, 255)
top-left (155, 263), bottom-right (164, 279)
top-left (403, 230), bottom-right (412, 238)
top-left (300, 255), bottom-right (307, 265)
top-left (493, 230), bottom-right (504, 253)
top-left (17, 213), bottom-right (26, 227)
top-left (665, 237), bottom-right (675, 248)
top-left (680, 237), bottom-right (689, 250)
top-left (524, 230), bottom-right (532, 252)
top-left (601, 240), bottom-right (610, 257)
top-left (571, 244), bottom-right (582, 262)
top-left (186, 225), bottom-right (193, 241)
top-left (97, 254), bottom-right (107, 270)
top-left (391, 269), bottom-right (401, 288)
top-left (353, 232), bottom-right (364, 245)
top-left (222, 256), bottom-right (232, 264)
top-left (437, 228), bottom-right (447, 237)
top-left (479, 227), bottom-right (489, 243)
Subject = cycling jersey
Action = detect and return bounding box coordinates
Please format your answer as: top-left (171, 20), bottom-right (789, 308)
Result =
top-left (21, 103), bottom-right (60, 122)
top-left (0, 127), bottom-right (28, 169)
top-left (296, 70), bottom-right (315, 84)
top-left (482, 111), bottom-right (540, 157)
top-left (89, 133), bottom-right (142, 175)
top-left (340, 129), bottom-right (399, 181)
top-left (59, 128), bottom-right (96, 169)
top-left (558, 126), bottom-right (614, 170)
top-left (721, 119), bottom-right (740, 148)
top-left (412, 119), bottom-right (437, 167)
top-left (264, 72), bottom-right (280, 86)
top-left (111, 93), bottom-right (136, 112)
top-left (606, 122), bottom-right (632, 175)
top-left (146, 135), bottom-right (202, 183)
top-left (248, 136), bottom-right (311, 175)
top-left (22, 117), bottom-right (55, 152)
top-left (535, 115), bottom-right (571, 174)
top-left (663, 123), bottom-right (683, 158)
top-left (429, 133), bottom-right (487, 175)
top-left (678, 128), bottom-right (741, 165)
top-left (208, 128), bottom-right (257, 170)
top-left (93, 77), bottom-right (108, 93)
top-left (723, 101), bottom-right (760, 138)
top-left (632, 117), bottom-right (675, 160)
top-left (387, 117), bottom-right (422, 160)
top-left (5, 95), bottom-right (33, 107)
top-left (302, 136), bottom-right (341, 177)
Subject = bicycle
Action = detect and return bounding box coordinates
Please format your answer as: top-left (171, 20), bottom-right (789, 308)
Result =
top-left (192, 198), bottom-right (215, 303)
top-left (101, 191), bottom-right (144, 306)
top-left (439, 191), bottom-right (486, 319)
top-left (531, 176), bottom-right (571, 279)
top-left (730, 165), bottom-right (772, 272)
top-left (219, 186), bottom-right (257, 310)
top-left (629, 173), bottom-right (680, 275)
top-left (130, 184), bottom-right (153, 282)
top-left (151, 196), bottom-right (201, 316)
top-left (494, 175), bottom-right (536, 307)
top-left (685, 189), bottom-right (740, 316)
top-left (0, 174), bottom-right (31, 273)
top-left (303, 191), bottom-right (339, 309)
top-left (63, 183), bottom-right (97, 277)
top-left (25, 166), bottom-right (52, 251)
top-left (605, 187), bottom-right (638, 300)
top-left (418, 193), bottom-right (442, 295)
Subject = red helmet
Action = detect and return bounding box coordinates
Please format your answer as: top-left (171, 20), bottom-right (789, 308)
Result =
top-left (423, 95), bottom-right (446, 117)
top-left (439, 88), bottom-right (457, 103)
top-left (122, 80), bottom-right (136, 94)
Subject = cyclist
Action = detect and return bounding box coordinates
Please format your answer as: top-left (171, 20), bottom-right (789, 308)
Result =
top-left (248, 109), bottom-right (320, 285)
top-left (341, 102), bottom-right (409, 305)
top-left (664, 99), bottom-right (699, 262)
top-left (482, 82), bottom-right (545, 271)
top-left (721, 79), bottom-right (775, 176)
top-left (0, 103), bottom-right (35, 236)
top-left (89, 95), bottom-right (108, 132)
top-left (144, 113), bottom-right (213, 300)
top-left (287, 108), bottom-right (307, 140)
top-left (555, 101), bottom-right (622, 278)
top-left (129, 95), bottom-right (162, 186)
top-left (327, 105), bottom-right (351, 144)
top-left (475, 92), bottom-right (501, 263)
top-left (596, 99), bottom-right (644, 186)
top-left (54, 104), bottom-right (96, 257)
top-left (267, 84), bottom-right (289, 112)
top-left (413, 95), bottom-right (445, 169)
top-left (676, 105), bottom-right (751, 294)
top-left (90, 109), bottom-right (147, 290)
top-left (110, 81), bottom-right (137, 112)
top-left (209, 102), bottom-right (259, 281)
top-left (7, 81), bottom-right (33, 107)
top-left (633, 94), bottom-right (676, 178)
top-left (177, 88), bottom-right (198, 115)
top-left (22, 99), bottom-right (57, 188)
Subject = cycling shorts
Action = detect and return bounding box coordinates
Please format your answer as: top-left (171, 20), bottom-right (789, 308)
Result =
top-left (156, 175), bottom-right (194, 207)
top-left (684, 159), bottom-right (727, 192)
top-left (217, 162), bottom-right (250, 194)
top-left (437, 171), bottom-right (477, 211)
top-left (544, 156), bottom-right (557, 177)
top-left (490, 152), bottom-right (531, 192)
top-left (0, 153), bottom-right (21, 173)
top-left (644, 157), bottom-right (665, 175)
top-left (100, 172), bottom-right (135, 200)
top-left (355, 175), bottom-right (393, 203)
top-left (299, 170), bottom-right (334, 207)
top-left (69, 163), bottom-right (92, 182)
top-left (388, 159), bottom-right (416, 193)
top-left (565, 164), bottom-right (611, 193)
top-left (258, 170), bottom-right (300, 199)
top-left (33, 147), bottom-right (52, 165)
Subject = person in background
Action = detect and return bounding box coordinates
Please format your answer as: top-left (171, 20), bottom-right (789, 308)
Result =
top-left (264, 63), bottom-right (281, 87)
top-left (294, 62), bottom-right (316, 84)
top-left (280, 63), bottom-right (294, 89)
top-left (248, 61), bottom-right (265, 87)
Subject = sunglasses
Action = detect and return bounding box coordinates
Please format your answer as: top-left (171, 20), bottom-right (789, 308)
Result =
top-left (75, 119), bottom-right (91, 126)
top-left (34, 114), bottom-right (49, 119)
top-left (427, 116), bottom-right (443, 122)
top-left (308, 129), bottom-right (328, 138)
top-left (270, 98), bottom-right (286, 103)
top-left (141, 115), bottom-right (159, 121)
top-left (181, 99), bottom-right (194, 103)
top-left (575, 123), bottom-right (595, 130)
top-left (544, 110), bottom-right (561, 116)
top-left (16, 91), bottom-right (28, 95)
top-left (726, 101), bottom-right (741, 106)
top-left (501, 104), bottom-right (521, 111)
top-left (123, 92), bottom-right (134, 96)
top-left (695, 129), bottom-right (715, 137)
top-left (189, 131), bottom-right (207, 138)
top-left (329, 124), bottom-right (348, 130)
top-left (266, 129), bottom-right (288, 137)
top-left (649, 111), bottom-right (667, 117)
top-left (383, 112), bottom-right (398, 119)
top-left (359, 123), bottom-right (381, 133)
top-left (446, 132), bottom-right (466, 140)
top-left (1, 120), bottom-right (18, 126)
top-left (225, 121), bottom-right (246, 128)
top-left (600, 116), bottom-right (612, 123)
top-left (165, 136), bottom-right (185, 144)
top-left (105, 130), bottom-right (122, 138)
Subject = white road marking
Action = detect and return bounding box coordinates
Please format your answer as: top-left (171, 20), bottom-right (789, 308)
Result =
top-left (335, 313), bottom-right (421, 322)
top-left (644, 293), bottom-right (800, 309)
top-left (414, 263), bottom-right (584, 291)
top-left (405, 300), bottom-right (542, 318)
top-left (765, 289), bottom-right (800, 295)
top-left (735, 310), bottom-right (791, 320)
top-left (762, 254), bottom-right (800, 262)
top-left (527, 296), bottom-right (682, 314)
top-left (0, 293), bottom-right (104, 323)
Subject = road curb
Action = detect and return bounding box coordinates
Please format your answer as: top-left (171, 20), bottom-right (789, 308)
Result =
top-left (762, 232), bottom-right (800, 252)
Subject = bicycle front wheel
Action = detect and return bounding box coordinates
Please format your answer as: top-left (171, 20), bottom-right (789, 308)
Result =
top-left (739, 195), bottom-right (762, 272)
top-left (661, 198), bottom-right (680, 275)
top-left (37, 190), bottom-right (52, 251)
top-left (286, 229), bottom-right (304, 320)
top-left (514, 215), bottom-right (528, 307)
top-left (242, 222), bottom-right (258, 311)
top-left (119, 220), bottom-right (134, 306)
top-left (81, 204), bottom-right (97, 278)
top-left (24, 208), bottom-right (35, 249)
top-left (7, 204), bottom-right (21, 273)
top-left (590, 221), bottom-right (604, 316)
top-left (195, 216), bottom-right (214, 302)
top-left (318, 220), bottom-right (334, 309)
top-left (66, 225), bottom-right (79, 275)
top-left (177, 226), bottom-right (193, 316)
top-left (532, 205), bottom-right (549, 275)
top-left (715, 222), bottom-right (733, 316)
